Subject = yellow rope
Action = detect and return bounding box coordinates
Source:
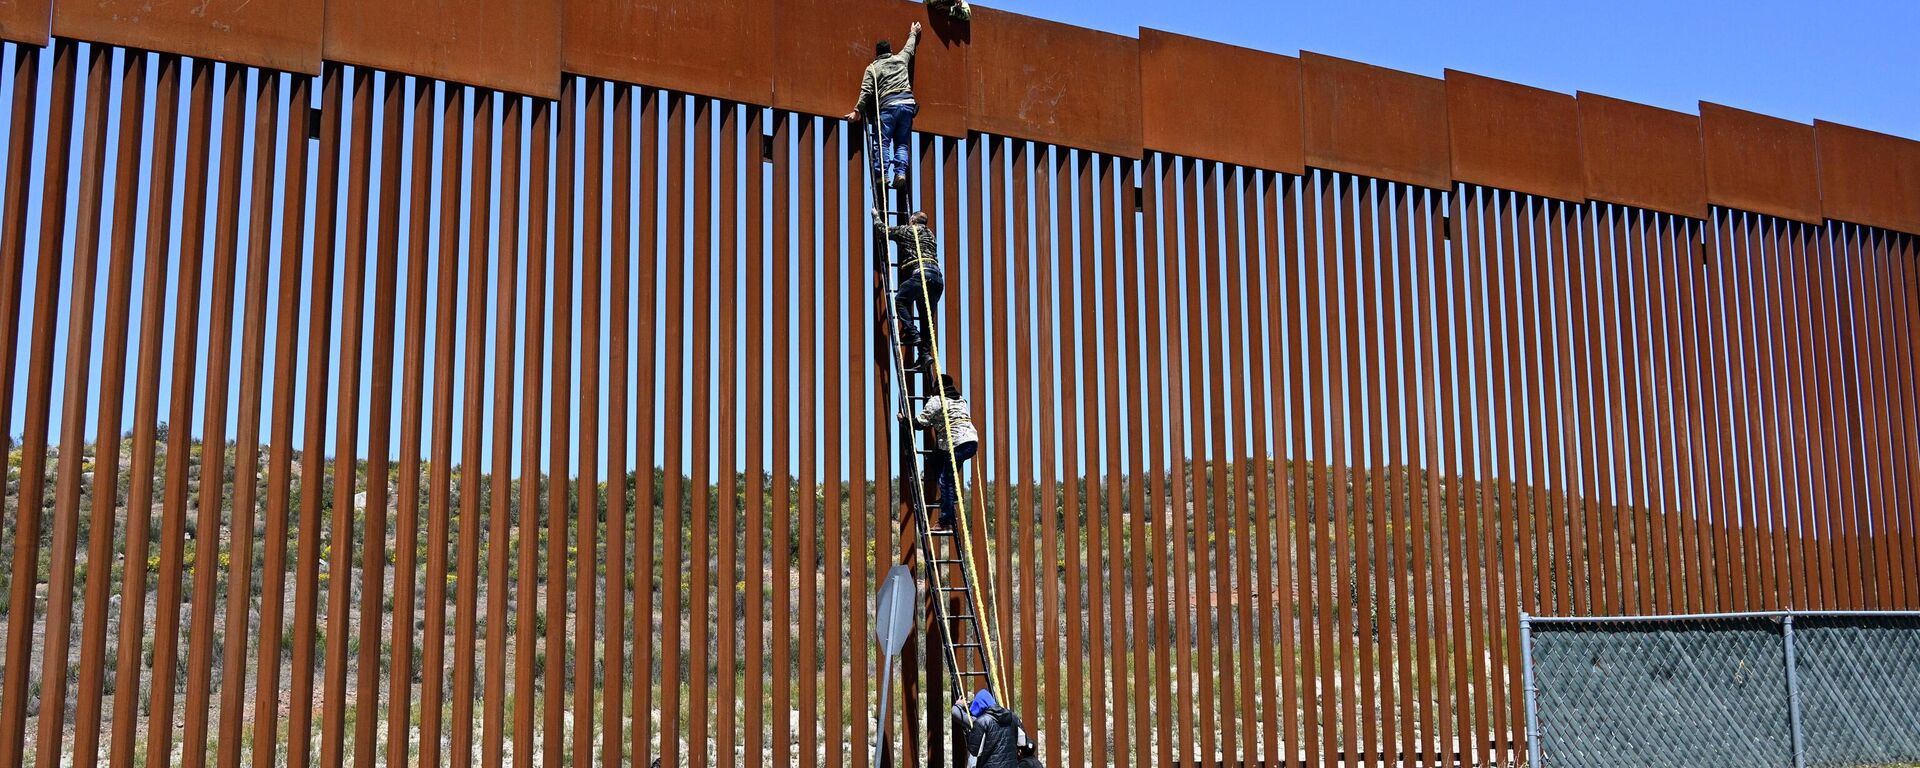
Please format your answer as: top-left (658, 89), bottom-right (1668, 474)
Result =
top-left (904, 217), bottom-right (1009, 705)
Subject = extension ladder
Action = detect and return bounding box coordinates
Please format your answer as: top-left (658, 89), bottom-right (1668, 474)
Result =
top-left (865, 120), bottom-right (1005, 707)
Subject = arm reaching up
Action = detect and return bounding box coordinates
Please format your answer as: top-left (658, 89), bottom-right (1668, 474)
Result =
top-left (901, 22), bottom-right (922, 63)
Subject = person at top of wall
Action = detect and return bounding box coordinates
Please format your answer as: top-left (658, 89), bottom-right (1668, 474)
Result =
top-left (914, 374), bottom-right (977, 529)
top-left (927, 0), bottom-right (972, 20)
top-left (874, 208), bottom-right (943, 370)
top-left (845, 21), bottom-right (922, 189)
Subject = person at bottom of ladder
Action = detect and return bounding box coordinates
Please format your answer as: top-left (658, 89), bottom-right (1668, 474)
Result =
top-left (876, 209), bottom-right (943, 369)
top-left (845, 21), bottom-right (922, 189)
top-left (951, 690), bottom-right (1040, 768)
top-left (914, 373), bottom-right (978, 529)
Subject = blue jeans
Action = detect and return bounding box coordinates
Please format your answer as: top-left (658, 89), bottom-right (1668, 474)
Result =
top-left (896, 266), bottom-right (944, 349)
top-left (875, 98), bottom-right (917, 180)
top-left (924, 440), bottom-right (977, 526)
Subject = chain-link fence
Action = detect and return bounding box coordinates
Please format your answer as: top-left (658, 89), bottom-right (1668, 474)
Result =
top-left (1522, 611), bottom-right (1920, 768)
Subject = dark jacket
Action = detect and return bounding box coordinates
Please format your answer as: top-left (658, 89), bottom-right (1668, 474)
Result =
top-left (961, 706), bottom-right (1030, 768)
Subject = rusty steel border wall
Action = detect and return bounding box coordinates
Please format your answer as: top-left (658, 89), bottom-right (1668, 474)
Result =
top-left (2, 1), bottom-right (1919, 766)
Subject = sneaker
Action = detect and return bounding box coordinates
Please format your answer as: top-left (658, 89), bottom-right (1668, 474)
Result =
top-left (892, 173), bottom-right (908, 189)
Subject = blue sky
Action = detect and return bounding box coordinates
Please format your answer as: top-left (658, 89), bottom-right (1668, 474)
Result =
top-left (1031, 0), bottom-right (1920, 141)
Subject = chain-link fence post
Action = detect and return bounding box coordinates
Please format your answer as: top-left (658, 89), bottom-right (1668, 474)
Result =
top-left (1782, 614), bottom-right (1805, 768)
top-left (1523, 612), bottom-right (1541, 768)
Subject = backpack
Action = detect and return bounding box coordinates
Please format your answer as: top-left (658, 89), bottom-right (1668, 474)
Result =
top-left (1008, 714), bottom-right (1041, 766)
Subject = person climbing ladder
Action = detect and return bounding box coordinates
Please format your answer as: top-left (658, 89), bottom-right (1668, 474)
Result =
top-left (846, 21), bottom-right (923, 189)
top-left (913, 374), bottom-right (977, 528)
top-left (874, 209), bottom-right (943, 369)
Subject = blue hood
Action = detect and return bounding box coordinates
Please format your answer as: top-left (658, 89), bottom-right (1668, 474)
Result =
top-left (969, 689), bottom-right (998, 718)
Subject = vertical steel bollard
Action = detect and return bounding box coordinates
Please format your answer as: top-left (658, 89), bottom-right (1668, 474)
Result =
top-left (1782, 614), bottom-right (1805, 768)
top-left (1522, 613), bottom-right (1542, 767)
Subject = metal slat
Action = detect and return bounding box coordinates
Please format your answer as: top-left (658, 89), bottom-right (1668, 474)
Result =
top-left (658, 90), bottom-right (688, 768)
top-left (1123, 158), bottom-right (1159, 765)
top-left (767, 108), bottom-right (794, 768)
top-left (545, 75), bottom-right (578, 768)
top-left (1855, 225), bottom-right (1901, 608)
top-left (688, 94), bottom-right (714, 768)
top-left (1410, 189), bottom-right (1444, 766)
top-left (1209, 162), bottom-right (1241, 764)
top-left (1390, 184), bottom-right (1420, 760)
top-left (482, 92), bottom-right (523, 768)
top-left (1073, 152), bottom-right (1110, 767)
top-left (1004, 140), bottom-right (1041, 732)
top-left (1031, 142), bottom-right (1061, 768)
top-left (1105, 155), bottom-right (1128, 768)
top-left (717, 97), bottom-right (743, 768)
top-left (631, 88), bottom-right (660, 768)
top-left (1730, 213), bottom-right (1767, 612)
top-left (1803, 222), bottom-right (1841, 612)
top-left (1351, 175), bottom-right (1382, 768)
top-left (1709, 212), bottom-right (1746, 613)
top-left (212, 70), bottom-right (283, 768)
top-left (356, 70), bottom-right (404, 768)
top-left (1831, 226), bottom-right (1869, 610)
top-left (1499, 192), bottom-right (1536, 762)
top-left (988, 139), bottom-right (1019, 725)
top-left (1355, 177), bottom-right (1389, 768)
top-left (77, 49), bottom-right (153, 768)
top-left (1051, 147), bottom-right (1085, 768)
top-left (1308, 172), bottom-right (1339, 768)
top-left (253, 70), bottom-right (312, 768)
top-left (742, 101), bottom-right (768, 768)
top-left (388, 75), bottom-right (434, 766)
top-left (1756, 217), bottom-right (1798, 613)
top-left (819, 117), bottom-right (844, 768)
top-left (795, 112), bottom-right (820, 768)
top-left (1543, 199), bottom-right (1576, 620)
top-left (1175, 157), bottom-right (1205, 768)
top-left (151, 55), bottom-right (218, 767)
top-left (283, 63), bottom-right (341, 768)
top-left (1297, 168), bottom-right (1328, 768)
top-left (1497, 190), bottom-right (1528, 763)
top-left (1332, 172), bottom-right (1361, 767)
top-left (1673, 214), bottom-right (1711, 614)
top-left (452, 88), bottom-right (494, 768)
top-left (32, 41), bottom-right (110, 766)
top-left (603, 84), bottom-right (631, 767)
top-left (1894, 235), bottom-right (1920, 605)
top-left (1885, 233), bottom-right (1920, 605)
top-left (0, 40), bottom-right (35, 753)
top-left (1468, 187), bottom-right (1505, 763)
top-left (1434, 184), bottom-right (1469, 763)
top-left (1642, 212), bottom-right (1678, 616)
top-left (0, 46), bottom-right (40, 478)
top-left (512, 95), bottom-right (551, 768)
top-left (1616, 208), bottom-right (1650, 620)
top-left (382, 70), bottom-right (428, 760)
top-left (1395, 184), bottom-right (1427, 762)
top-left (1270, 171), bottom-right (1304, 766)
top-left (564, 76), bottom-right (595, 768)
top-left (573, 81), bottom-right (604, 765)
top-left (1523, 194), bottom-right (1564, 753)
